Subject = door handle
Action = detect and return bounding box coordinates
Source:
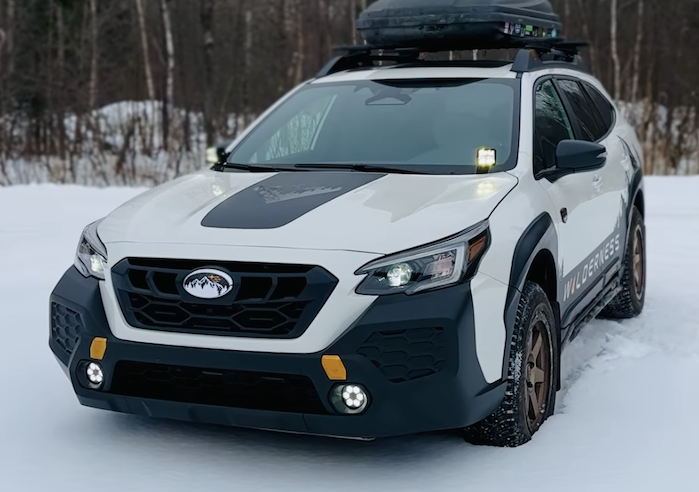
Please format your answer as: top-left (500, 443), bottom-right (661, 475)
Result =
top-left (592, 175), bottom-right (603, 193)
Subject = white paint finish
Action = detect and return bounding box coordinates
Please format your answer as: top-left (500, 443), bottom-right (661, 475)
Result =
top-left (100, 242), bottom-right (381, 354)
top-left (470, 273), bottom-right (510, 383)
top-left (538, 172), bottom-right (607, 277)
top-left (97, 171), bottom-right (518, 256)
top-left (479, 163), bottom-right (557, 284)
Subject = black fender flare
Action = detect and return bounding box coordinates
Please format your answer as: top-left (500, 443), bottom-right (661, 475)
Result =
top-left (502, 213), bottom-right (560, 385)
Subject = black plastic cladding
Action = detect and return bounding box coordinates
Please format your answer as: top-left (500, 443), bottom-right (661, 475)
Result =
top-left (51, 303), bottom-right (86, 358)
top-left (50, 266), bottom-right (509, 437)
top-left (503, 213), bottom-right (559, 379)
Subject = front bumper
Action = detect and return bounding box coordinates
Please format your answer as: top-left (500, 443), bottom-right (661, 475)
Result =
top-left (50, 267), bottom-right (506, 439)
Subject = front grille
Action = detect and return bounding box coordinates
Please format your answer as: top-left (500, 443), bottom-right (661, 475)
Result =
top-left (358, 327), bottom-right (447, 383)
top-left (111, 258), bottom-right (337, 339)
top-left (110, 361), bottom-right (329, 415)
top-left (51, 303), bottom-right (86, 356)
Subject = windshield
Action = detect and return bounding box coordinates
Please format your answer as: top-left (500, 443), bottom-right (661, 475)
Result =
top-left (226, 78), bottom-right (520, 175)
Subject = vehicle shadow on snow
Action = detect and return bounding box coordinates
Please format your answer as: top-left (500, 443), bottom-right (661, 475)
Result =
top-left (93, 316), bottom-right (646, 472)
top-left (103, 411), bottom-right (467, 464)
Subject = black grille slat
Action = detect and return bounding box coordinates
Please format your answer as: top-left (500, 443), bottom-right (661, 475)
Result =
top-left (110, 361), bottom-right (329, 415)
top-left (112, 259), bottom-right (337, 339)
top-left (358, 327), bottom-right (447, 383)
top-left (237, 276), bottom-right (275, 301)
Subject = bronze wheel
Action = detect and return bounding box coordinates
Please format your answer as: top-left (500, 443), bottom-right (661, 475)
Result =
top-left (632, 225), bottom-right (645, 300)
top-left (526, 320), bottom-right (551, 433)
top-left (599, 206), bottom-right (646, 320)
top-left (463, 281), bottom-right (558, 448)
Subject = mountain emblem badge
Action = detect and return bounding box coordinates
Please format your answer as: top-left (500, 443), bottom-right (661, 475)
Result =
top-left (183, 269), bottom-right (234, 299)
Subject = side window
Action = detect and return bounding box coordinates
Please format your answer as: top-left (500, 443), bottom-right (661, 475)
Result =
top-left (557, 79), bottom-right (604, 142)
top-left (534, 79), bottom-right (574, 175)
top-left (583, 82), bottom-right (616, 135)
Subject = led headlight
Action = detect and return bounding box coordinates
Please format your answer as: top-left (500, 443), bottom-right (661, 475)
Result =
top-left (355, 220), bottom-right (490, 296)
top-left (74, 219), bottom-right (108, 280)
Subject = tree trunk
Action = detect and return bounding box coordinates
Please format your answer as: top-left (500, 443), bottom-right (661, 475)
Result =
top-left (574, 0), bottom-right (597, 77)
top-left (201, 0), bottom-right (216, 146)
top-left (631, 0), bottom-right (644, 104)
top-left (160, 0), bottom-right (175, 150)
top-left (134, 0), bottom-right (155, 102)
top-left (610, 0), bottom-right (621, 100)
top-left (88, 0), bottom-right (99, 110)
top-left (351, 0), bottom-right (357, 44)
top-left (6, 0), bottom-right (15, 78)
top-left (242, 5), bottom-right (253, 127)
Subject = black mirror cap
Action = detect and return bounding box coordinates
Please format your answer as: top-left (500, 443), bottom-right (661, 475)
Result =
top-left (556, 140), bottom-right (607, 172)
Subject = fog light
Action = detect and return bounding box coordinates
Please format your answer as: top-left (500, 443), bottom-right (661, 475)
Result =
top-left (330, 384), bottom-right (369, 415)
top-left (86, 362), bottom-right (104, 387)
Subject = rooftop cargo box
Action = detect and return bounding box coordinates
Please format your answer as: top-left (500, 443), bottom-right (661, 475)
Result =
top-left (356, 0), bottom-right (563, 51)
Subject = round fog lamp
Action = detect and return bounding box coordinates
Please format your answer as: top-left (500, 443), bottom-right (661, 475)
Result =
top-left (86, 362), bottom-right (104, 387)
top-left (330, 384), bottom-right (370, 415)
top-left (387, 263), bottom-right (413, 288)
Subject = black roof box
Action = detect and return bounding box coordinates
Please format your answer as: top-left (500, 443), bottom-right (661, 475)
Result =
top-left (357, 0), bottom-right (563, 51)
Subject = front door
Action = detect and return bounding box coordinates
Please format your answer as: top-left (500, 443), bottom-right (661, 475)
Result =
top-left (532, 77), bottom-right (615, 324)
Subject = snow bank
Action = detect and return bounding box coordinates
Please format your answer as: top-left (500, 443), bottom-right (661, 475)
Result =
top-left (0, 177), bottom-right (697, 491)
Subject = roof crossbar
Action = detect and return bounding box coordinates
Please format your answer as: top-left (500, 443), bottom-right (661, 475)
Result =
top-left (315, 39), bottom-right (589, 78)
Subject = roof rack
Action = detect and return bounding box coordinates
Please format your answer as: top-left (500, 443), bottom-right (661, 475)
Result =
top-left (315, 39), bottom-right (589, 78)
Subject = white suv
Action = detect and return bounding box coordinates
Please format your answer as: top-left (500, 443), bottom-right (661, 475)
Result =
top-left (49, 37), bottom-right (646, 447)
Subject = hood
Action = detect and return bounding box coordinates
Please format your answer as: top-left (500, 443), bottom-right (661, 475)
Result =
top-left (98, 169), bottom-right (518, 255)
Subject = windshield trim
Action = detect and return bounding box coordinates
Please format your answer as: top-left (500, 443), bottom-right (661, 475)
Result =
top-left (222, 77), bottom-right (522, 176)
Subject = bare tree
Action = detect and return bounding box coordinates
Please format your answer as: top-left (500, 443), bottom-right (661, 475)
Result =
top-left (88, 0), bottom-right (99, 110)
top-left (630, 0), bottom-right (644, 103)
top-left (201, 0), bottom-right (216, 146)
top-left (610, 0), bottom-right (621, 100)
top-left (160, 0), bottom-right (175, 150)
top-left (135, 0), bottom-right (155, 102)
top-left (3, 0), bottom-right (699, 186)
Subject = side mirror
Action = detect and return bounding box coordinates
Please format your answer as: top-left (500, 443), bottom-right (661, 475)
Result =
top-left (556, 140), bottom-right (607, 172)
top-left (537, 140), bottom-right (607, 181)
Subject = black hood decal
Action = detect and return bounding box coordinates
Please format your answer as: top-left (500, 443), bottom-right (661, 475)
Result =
top-left (201, 172), bottom-right (386, 230)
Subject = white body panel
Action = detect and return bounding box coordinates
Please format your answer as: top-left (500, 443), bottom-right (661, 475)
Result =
top-left (98, 171), bottom-right (519, 255)
top-left (77, 61), bottom-right (643, 386)
top-left (101, 243), bottom-right (380, 353)
top-left (471, 272), bottom-right (510, 383)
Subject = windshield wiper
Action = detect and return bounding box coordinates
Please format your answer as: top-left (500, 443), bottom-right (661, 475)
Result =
top-left (293, 163), bottom-right (426, 175)
top-left (220, 162), bottom-right (306, 173)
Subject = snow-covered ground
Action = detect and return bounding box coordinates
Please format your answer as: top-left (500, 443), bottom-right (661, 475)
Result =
top-left (1, 177), bottom-right (697, 492)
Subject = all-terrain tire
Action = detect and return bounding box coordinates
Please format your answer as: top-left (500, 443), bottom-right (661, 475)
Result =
top-left (462, 281), bottom-right (558, 448)
top-left (599, 206), bottom-right (646, 319)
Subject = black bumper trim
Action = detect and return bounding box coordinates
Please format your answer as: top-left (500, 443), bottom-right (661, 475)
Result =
top-left (50, 266), bottom-right (506, 439)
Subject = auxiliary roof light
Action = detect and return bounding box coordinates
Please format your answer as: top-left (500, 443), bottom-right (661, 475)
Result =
top-left (477, 148), bottom-right (497, 168)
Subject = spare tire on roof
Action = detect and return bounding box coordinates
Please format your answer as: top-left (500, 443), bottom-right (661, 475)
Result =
top-left (356, 0), bottom-right (563, 50)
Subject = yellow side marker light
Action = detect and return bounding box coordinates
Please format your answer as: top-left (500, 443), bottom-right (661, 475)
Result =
top-left (321, 355), bottom-right (347, 381)
top-left (90, 337), bottom-right (108, 361)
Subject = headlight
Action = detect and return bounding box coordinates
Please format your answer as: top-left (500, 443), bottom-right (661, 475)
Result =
top-left (74, 219), bottom-right (108, 280)
top-left (355, 220), bottom-right (490, 296)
